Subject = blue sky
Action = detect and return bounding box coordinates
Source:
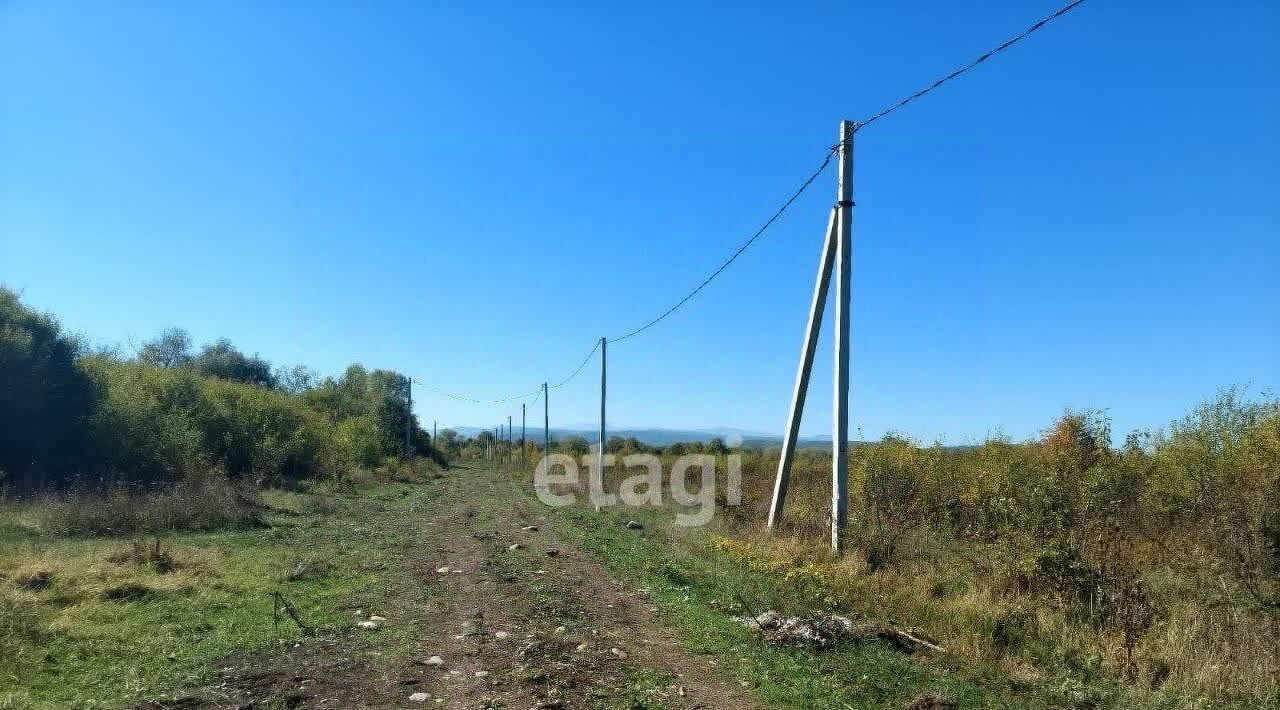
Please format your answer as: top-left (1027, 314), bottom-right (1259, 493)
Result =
top-left (3, 1), bottom-right (1277, 443)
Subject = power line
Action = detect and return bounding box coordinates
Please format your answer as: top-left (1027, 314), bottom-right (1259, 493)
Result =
top-left (418, 383), bottom-right (542, 405)
top-left (419, 338), bottom-right (598, 405)
top-left (419, 150), bottom-right (834, 403)
top-left (851, 0), bottom-right (1087, 136)
top-left (422, 0), bottom-right (1088, 409)
top-left (610, 149), bottom-right (835, 344)
top-left (550, 339), bottom-right (601, 389)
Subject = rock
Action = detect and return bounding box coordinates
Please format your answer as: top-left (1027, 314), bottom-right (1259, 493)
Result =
top-left (435, 566), bottom-right (451, 574)
top-left (610, 647), bottom-right (627, 659)
top-left (494, 631), bottom-right (511, 640)
top-left (574, 643), bottom-right (589, 652)
top-left (17, 572), bottom-right (51, 591)
top-left (408, 691), bottom-right (431, 702)
top-left (908, 694), bottom-right (957, 710)
top-left (474, 670), bottom-right (489, 678)
top-left (369, 615), bottom-right (387, 622)
top-left (421, 655), bottom-right (445, 667)
top-left (507, 543), bottom-right (523, 551)
top-left (554, 626), bottom-right (567, 634)
top-left (357, 620), bottom-right (380, 630)
top-left (521, 525), bottom-right (538, 532)
top-left (625, 520), bottom-right (643, 529)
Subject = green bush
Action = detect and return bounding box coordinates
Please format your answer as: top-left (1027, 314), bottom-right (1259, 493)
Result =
top-left (0, 287), bottom-right (99, 488)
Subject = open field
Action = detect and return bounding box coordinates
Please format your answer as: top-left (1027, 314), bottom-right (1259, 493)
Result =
top-left (5, 443), bottom-right (1276, 709)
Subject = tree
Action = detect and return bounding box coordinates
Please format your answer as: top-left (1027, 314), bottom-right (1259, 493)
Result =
top-left (191, 338), bottom-right (276, 388)
top-left (139, 327), bottom-right (192, 368)
top-left (275, 364), bottom-right (314, 394)
top-left (0, 287), bottom-right (99, 488)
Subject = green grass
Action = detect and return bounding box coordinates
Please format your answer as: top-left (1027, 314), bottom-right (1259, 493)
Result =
top-left (598, 669), bottom-right (680, 710)
top-left (513, 484), bottom-right (1070, 710)
top-left (0, 480), bottom-right (438, 710)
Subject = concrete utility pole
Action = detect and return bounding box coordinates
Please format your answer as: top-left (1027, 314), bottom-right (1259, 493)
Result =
top-left (521, 403), bottom-right (526, 472)
top-left (769, 208), bottom-right (837, 531)
top-left (831, 119), bottom-right (854, 553)
top-left (598, 337), bottom-right (607, 483)
top-left (508, 415), bottom-right (513, 465)
top-left (543, 382), bottom-right (549, 457)
top-left (768, 120), bottom-right (856, 553)
top-left (433, 420), bottom-right (437, 442)
top-left (404, 377), bottom-right (413, 458)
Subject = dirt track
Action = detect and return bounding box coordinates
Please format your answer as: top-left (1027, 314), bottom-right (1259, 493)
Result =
top-left (138, 463), bottom-right (758, 710)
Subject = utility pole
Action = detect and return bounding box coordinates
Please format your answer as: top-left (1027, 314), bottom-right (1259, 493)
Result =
top-left (832, 119), bottom-right (854, 553)
top-left (433, 420), bottom-right (437, 442)
top-left (767, 120), bottom-right (855, 553)
top-left (507, 415), bottom-right (513, 466)
top-left (598, 337), bottom-right (607, 482)
top-left (768, 207), bottom-right (836, 531)
top-left (521, 403), bottom-right (526, 472)
top-left (543, 382), bottom-right (549, 456)
top-left (404, 377), bottom-right (413, 458)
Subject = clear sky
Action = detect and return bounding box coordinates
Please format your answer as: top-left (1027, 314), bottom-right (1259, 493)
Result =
top-left (3, 1), bottom-right (1277, 443)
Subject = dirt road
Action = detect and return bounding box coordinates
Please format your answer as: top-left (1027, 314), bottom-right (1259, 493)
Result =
top-left (142, 463), bottom-right (759, 710)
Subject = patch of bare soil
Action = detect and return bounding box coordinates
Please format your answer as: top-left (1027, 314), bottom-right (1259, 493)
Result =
top-left (136, 465), bottom-right (758, 709)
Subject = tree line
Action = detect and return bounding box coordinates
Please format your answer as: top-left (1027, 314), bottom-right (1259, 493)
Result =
top-left (0, 287), bottom-right (440, 491)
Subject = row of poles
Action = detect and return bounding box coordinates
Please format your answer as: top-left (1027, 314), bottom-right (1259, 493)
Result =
top-left (410, 0), bottom-right (1092, 553)
top-left (478, 375), bottom-right (557, 474)
top-left (461, 122), bottom-right (855, 552)
top-left (477, 335), bottom-right (604, 472)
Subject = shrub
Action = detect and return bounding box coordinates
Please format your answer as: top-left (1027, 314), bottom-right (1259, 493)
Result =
top-left (32, 475), bottom-right (265, 535)
top-left (0, 287), bottom-right (99, 488)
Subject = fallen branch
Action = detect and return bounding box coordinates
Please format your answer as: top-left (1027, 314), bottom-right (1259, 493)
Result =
top-left (270, 590), bottom-right (315, 636)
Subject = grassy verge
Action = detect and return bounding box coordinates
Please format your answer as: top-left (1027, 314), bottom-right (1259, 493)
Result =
top-left (546, 505), bottom-right (1055, 709)
top-left (0, 478), bottom-right (440, 710)
top-left (497, 465), bottom-right (1221, 710)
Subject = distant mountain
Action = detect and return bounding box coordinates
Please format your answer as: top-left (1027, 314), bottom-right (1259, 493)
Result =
top-left (443, 425), bottom-right (831, 448)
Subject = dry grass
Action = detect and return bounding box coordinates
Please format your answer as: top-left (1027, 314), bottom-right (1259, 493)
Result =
top-left (713, 450), bottom-right (1280, 708)
top-left (550, 438), bottom-right (1279, 708)
top-left (29, 475), bottom-right (266, 536)
top-left (0, 537), bottom-right (226, 688)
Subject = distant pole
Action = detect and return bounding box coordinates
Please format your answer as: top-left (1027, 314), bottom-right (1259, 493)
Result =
top-left (433, 420), bottom-right (437, 441)
top-left (404, 377), bottom-right (413, 458)
top-left (543, 382), bottom-right (549, 455)
top-left (598, 337), bottom-right (607, 480)
top-left (831, 119), bottom-right (855, 553)
top-left (521, 403), bottom-right (527, 472)
top-left (507, 415), bottom-right (513, 466)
